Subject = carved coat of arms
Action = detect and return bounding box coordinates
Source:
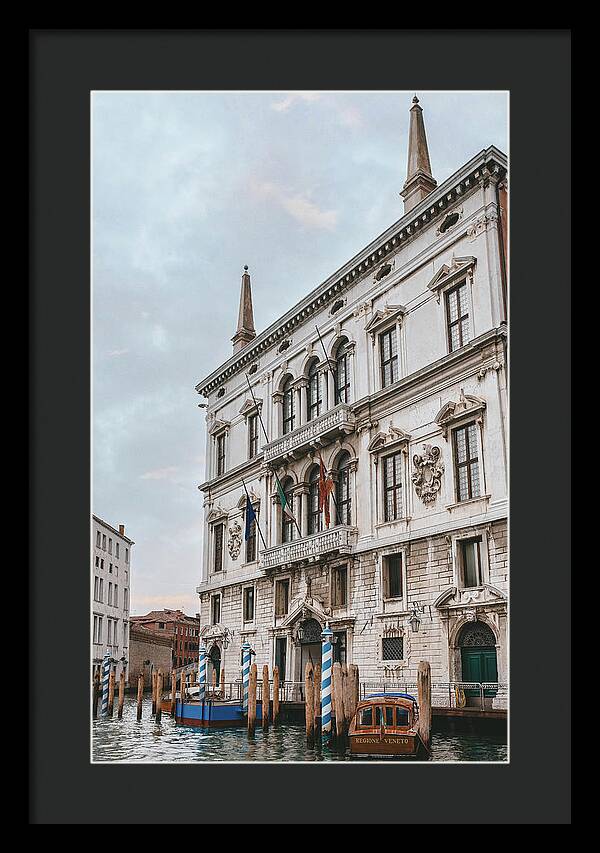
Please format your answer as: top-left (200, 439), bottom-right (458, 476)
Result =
top-left (412, 444), bottom-right (444, 504)
top-left (228, 521), bottom-right (242, 560)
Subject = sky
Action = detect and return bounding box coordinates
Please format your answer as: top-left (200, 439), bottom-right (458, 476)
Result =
top-left (92, 90), bottom-right (508, 616)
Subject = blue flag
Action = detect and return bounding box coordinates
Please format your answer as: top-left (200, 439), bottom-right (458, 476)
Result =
top-left (244, 495), bottom-right (257, 541)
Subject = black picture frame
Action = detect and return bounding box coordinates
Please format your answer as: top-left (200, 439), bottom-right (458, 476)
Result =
top-left (30, 29), bottom-right (571, 824)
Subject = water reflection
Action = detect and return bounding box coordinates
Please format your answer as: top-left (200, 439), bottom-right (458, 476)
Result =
top-left (92, 697), bottom-right (507, 763)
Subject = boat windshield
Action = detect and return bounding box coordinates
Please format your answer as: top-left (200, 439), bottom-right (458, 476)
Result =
top-left (359, 705), bottom-right (411, 729)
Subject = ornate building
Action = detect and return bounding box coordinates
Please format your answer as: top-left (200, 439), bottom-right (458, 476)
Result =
top-left (194, 96), bottom-right (508, 706)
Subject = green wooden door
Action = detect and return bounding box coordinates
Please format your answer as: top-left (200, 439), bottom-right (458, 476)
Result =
top-left (461, 648), bottom-right (498, 696)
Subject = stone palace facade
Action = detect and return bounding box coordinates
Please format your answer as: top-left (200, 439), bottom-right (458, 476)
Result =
top-left (194, 97), bottom-right (508, 705)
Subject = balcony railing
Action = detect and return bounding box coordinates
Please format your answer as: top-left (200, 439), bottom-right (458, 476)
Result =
top-left (263, 403), bottom-right (355, 465)
top-left (261, 524), bottom-right (358, 570)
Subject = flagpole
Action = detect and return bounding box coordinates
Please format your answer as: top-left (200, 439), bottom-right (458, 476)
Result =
top-left (245, 373), bottom-right (303, 539)
top-left (241, 477), bottom-right (267, 551)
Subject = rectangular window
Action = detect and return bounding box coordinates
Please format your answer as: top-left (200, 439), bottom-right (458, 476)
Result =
top-left (94, 576), bottom-right (99, 601)
top-left (216, 433), bottom-right (226, 476)
top-left (380, 327), bottom-right (398, 388)
top-left (383, 554), bottom-right (403, 599)
top-left (243, 587), bottom-right (255, 622)
top-left (116, 543), bottom-right (119, 559)
top-left (275, 579), bottom-right (290, 617)
top-left (125, 548), bottom-right (129, 563)
top-left (213, 524), bottom-right (224, 572)
top-left (108, 582), bottom-right (113, 606)
top-left (99, 578), bottom-right (104, 602)
top-left (383, 452), bottom-right (403, 521)
top-left (102, 534), bottom-right (107, 550)
top-left (107, 619), bottom-right (113, 645)
top-left (382, 636), bottom-right (404, 661)
top-left (95, 555), bottom-right (99, 568)
top-left (246, 517), bottom-right (257, 563)
top-left (275, 637), bottom-right (287, 682)
top-left (100, 559), bottom-right (104, 571)
top-left (108, 538), bottom-right (112, 554)
top-left (333, 631), bottom-right (347, 665)
top-left (96, 531), bottom-right (101, 547)
top-left (445, 281), bottom-right (471, 353)
top-left (459, 537), bottom-right (483, 588)
top-left (211, 595), bottom-right (221, 625)
top-left (453, 422), bottom-right (481, 502)
top-left (114, 585), bottom-right (119, 608)
top-left (94, 615), bottom-right (103, 644)
top-left (332, 565), bottom-right (348, 608)
top-left (124, 589), bottom-right (129, 610)
top-left (109, 563), bottom-right (113, 574)
top-left (248, 414), bottom-right (259, 459)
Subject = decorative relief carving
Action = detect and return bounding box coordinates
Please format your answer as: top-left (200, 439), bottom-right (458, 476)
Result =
top-left (412, 444), bottom-right (444, 504)
top-left (467, 211), bottom-right (498, 240)
top-left (228, 521), bottom-right (242, 560)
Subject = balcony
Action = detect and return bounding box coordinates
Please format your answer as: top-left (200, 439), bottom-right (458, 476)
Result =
top-left (263, 403), bottom-right (356, 466)
top-left (261, 525), bottom-right (358, 570)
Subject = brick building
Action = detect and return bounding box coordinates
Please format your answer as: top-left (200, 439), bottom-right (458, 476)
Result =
top-left (194, 95), bottom-right (508, 706)
top-left (128, 623), bottom-right (174, 688)
top-left (130, 609), bottom-right (201, 670)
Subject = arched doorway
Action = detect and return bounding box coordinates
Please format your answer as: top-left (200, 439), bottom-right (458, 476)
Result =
top-left (459, 621), bottom-right (498, 703)
top-left (208, 644), bottom-right (221, 686)
top-left (298, 618), bottom-right (322, 678)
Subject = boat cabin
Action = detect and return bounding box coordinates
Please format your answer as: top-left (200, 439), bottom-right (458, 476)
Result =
top-left (349, 692), bottom-right (423, 756)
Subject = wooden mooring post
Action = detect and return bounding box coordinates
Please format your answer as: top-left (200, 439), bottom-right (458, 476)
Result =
top-left (171, 671), bottom-right (177, 716)
top-left (155, 671), bottom-right (163, 724)
top-left (262, 665), bottom-right (270, 730)
top-left (108, 670), bottom-right (115, 717)
top-left (220, 667), bottom-right (225, 696)
top-left (248, 663), bottom-right (257, 737)
top-left (342, 664), bottom-right (353, 730)
top-left (272, 666), bottom-right (280, 726)
top-left (136, 674), bottom-right (144, 720)
top-left (333, 662), bottom-right (345, 741)
top-left (349, 664), bottom-right (360, 715)
top-left (305, 662), bottom-right (314, 744)
top-left (117, 671), bottom-right (125, 719)
top-left (313, 663), bottom-right (321, 733)
top-left (151, 671), bottom-right (157, 716)
top-left (92, 669), bottom-right (100, 719)
top-left (417, 660), bottom-right (432, 752)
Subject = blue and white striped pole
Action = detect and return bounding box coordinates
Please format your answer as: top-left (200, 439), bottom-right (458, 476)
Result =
top-left (241, 641), bottom-right (252, 713)
top-left (198, 641), bottom-right (207, 702)
top-left (100, 649), bottom-right (111, 718)
top-left (321, 622), bottom-right (334, 743)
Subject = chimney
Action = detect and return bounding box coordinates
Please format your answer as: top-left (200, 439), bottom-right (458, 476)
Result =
top-left (231, 266), bottom-right (256, 353)
top-left (119, 524), bottom-right (125, 536)
top-left (400, 95), bottom-right (437, 213)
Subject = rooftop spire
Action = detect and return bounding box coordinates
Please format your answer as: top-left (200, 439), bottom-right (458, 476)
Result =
top-left (401, 94), bottom-right (437, 213)
top-left (231, 265), bottom-right (256, 353)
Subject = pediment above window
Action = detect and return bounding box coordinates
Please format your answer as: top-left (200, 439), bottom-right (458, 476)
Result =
top-left (236, 490), bottom-right (260, 509)
top-left (435, 390), bottom-right (486, 438)
top-left (278, 596), bottom-right (329, 630)
top-left (239, 397), bottom-right (262, 418)
top-left (434, 583), bottom-right (507, 610)
top-left (208, 418), bottom-right (231, 437)
top-left (206, 506), bottom-right (228, 524)
top-left (364, 304), bottom-right (407, 338)
top-left (368, 423), bottom-right (411, 454)
top-left (427, 256), bottom-right (476, 301)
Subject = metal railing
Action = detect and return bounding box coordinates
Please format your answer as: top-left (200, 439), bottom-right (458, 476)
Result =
top-left (359, 681), bottom-right (508, 711)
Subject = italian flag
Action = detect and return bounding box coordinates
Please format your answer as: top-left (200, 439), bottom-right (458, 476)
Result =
top-left (276, 478), bottom-right (296, 522)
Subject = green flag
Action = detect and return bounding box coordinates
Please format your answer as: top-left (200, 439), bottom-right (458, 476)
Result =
top-left (276, 478), bottom-right (296, 521)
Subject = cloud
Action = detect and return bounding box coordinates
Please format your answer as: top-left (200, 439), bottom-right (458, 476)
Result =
top-left (140, 466), bottom-right (179, 481)
top-left (270, 92), bottom-right (321, 112)
top-left (250, 180), bottom-right (337, 231)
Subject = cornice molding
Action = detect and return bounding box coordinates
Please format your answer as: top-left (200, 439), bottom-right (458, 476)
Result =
top-left (195, 147), bottom-right (507, 397)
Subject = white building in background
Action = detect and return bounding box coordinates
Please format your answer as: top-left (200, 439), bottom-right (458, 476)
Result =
top-left (194, 96), bottom-right (508, 705)
top-left (92, 516), bottom-right (134, 683)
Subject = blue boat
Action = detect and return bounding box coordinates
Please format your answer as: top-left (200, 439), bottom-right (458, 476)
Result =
top-left (175, 698), bottom-right (263, 728)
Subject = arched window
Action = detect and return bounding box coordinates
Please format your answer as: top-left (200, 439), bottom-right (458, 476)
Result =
top-left (308, 465), bottom-right (322, 535)
top-left (307, 359), bottom-right (322, 421)
top-left (281, 477), bottom-right (295, 543)
top-left (282, 376), bottom-right (295, 435)
top-left (336, 451), bottom-right (352, 526)
top-left (334, 338), bottom-right (351, 404)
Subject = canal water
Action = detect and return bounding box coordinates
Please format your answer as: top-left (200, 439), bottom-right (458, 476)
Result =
top-left (93, 697), bottom-right (507, 763)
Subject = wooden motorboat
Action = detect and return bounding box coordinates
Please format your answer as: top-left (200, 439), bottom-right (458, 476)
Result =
top-left (348, 693), bottom-right (426, 757)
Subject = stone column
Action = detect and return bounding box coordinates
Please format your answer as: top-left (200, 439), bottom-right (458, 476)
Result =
top-left (297, 486), bottom-right (309, 538)
top-left (272, 391), bottom-right (283, 437)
